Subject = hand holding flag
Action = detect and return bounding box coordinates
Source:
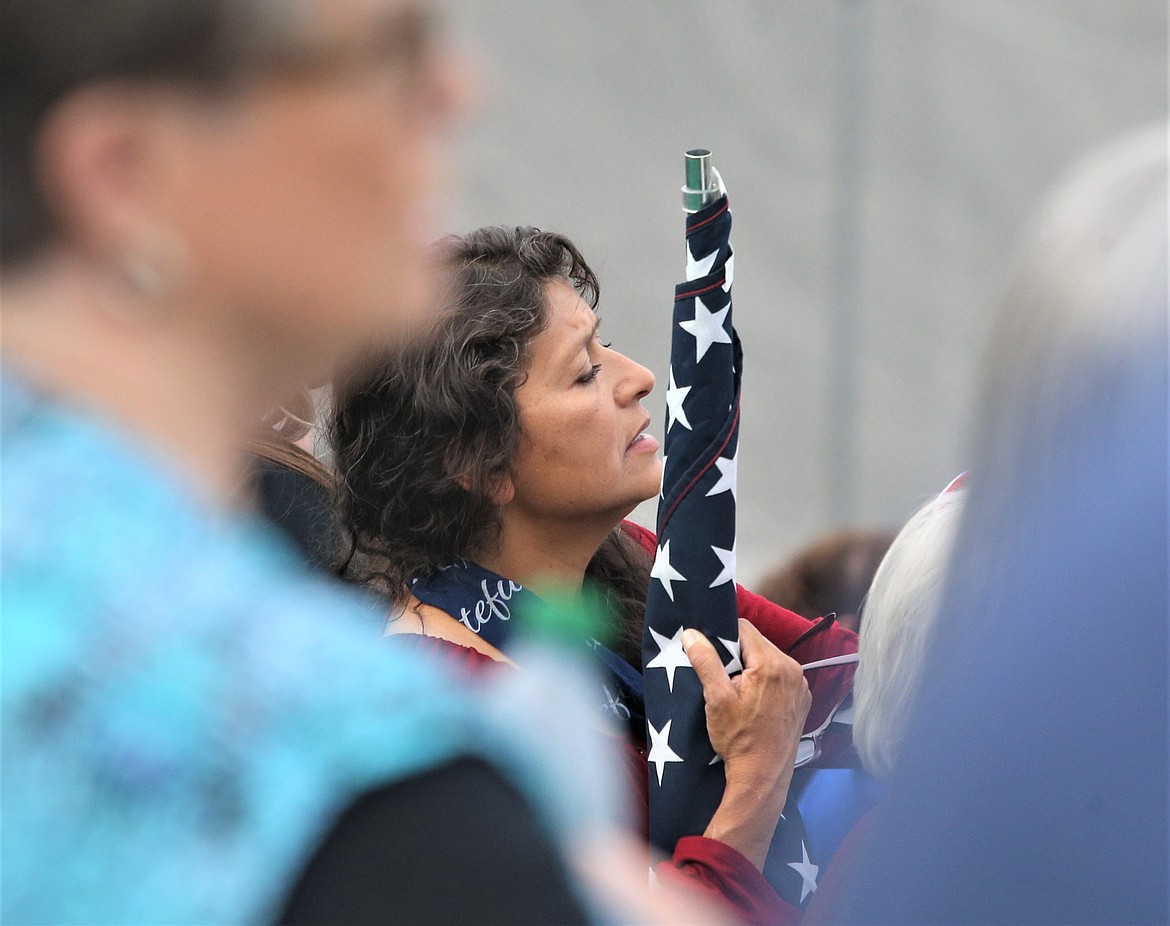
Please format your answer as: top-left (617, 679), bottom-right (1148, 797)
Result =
top-left (683, 620), bottom-right (811, 869)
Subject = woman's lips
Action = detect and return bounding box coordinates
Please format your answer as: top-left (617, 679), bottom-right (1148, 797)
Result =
top-left (627, 432), bottom-right (661, 454)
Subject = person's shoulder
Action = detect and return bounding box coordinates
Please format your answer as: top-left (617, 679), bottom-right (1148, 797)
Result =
top-left (2, 370), bottom-right (209, 570)
top-left (387, 596), bottom-right (514, 666)
top-left (250, 575), bottom-right (473, 760)
top-left (389, 631), bottom-right (508, 674)
top-left (0, 378), bottom-right (471, 769)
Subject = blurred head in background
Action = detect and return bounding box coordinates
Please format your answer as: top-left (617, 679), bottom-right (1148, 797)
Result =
top-left (248, 396), bottom-right (344, 574)
top-left (2, 0), bottom-right (467, 493)
top-left (843, 125), bottom-right (1168, 924)
top-left (756, 529), bottom-right (895, 633)
top-left (852, 483), bottom-right (965, 782)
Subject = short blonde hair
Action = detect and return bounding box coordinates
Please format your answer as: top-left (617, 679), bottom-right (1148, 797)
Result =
top-left (853, 487), bottom-right (965, 781)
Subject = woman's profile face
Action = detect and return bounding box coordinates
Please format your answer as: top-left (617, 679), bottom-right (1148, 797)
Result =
top-left (159, 0), bottom-right (465, 366)
top-left (503, 278), bottom-right (662, 529)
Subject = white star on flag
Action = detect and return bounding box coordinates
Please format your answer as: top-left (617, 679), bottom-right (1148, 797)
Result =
top-left (709, 543), bottom-right (736, 588)
top-left (787, 841), bottom-right (819, 903)
top-left (686, 245), bottom-right (719, 282)
top-left (647, 718), bottom-right (685, 785)
top-left (705, 450), bottom-right (737, 499)
top-left (646, 625), bottom-right (692, 692)
top-left (717, 635), bottom-right (743, 675)
top-left (665, 367), bottom-right (692, 433)
top-left (679, 294), bottom-right (732, 363)
top-left (650, 539), bottom-right (686, 601)
top-left (722, 251), bottom-right (735, 291)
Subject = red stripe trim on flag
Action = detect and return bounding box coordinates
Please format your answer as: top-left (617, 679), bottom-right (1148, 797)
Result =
top-left (687, 199), bottom-right (729, 232)
top-left (659, 402), bottom-right (740, 532)
top-left (675, 277), bottom-right (728, 300)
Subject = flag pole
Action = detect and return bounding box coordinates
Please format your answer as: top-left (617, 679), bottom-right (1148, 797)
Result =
top-left (682, 148), bottom-right (722, 213)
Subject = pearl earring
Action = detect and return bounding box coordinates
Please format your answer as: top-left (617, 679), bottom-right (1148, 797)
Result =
top-left (121, 226), bottom-right (191, 301)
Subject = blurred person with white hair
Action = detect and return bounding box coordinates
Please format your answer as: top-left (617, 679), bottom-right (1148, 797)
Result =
top-left (851, 475), bottom-right (967, 782)
top-left (795, 477), bottom-right (967, 922)
top-left (838, 125), bottom-right (1167, 924)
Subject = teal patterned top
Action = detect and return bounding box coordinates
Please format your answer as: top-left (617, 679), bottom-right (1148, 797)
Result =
top-left (0, 371), bottom-right (484, 923)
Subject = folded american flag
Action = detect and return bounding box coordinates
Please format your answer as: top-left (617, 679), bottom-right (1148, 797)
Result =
top-left (643, 186), bottom-right (821, 908)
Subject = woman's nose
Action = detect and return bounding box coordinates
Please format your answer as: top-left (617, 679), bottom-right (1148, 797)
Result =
top-left (615, 352), bottom-right (655, 403)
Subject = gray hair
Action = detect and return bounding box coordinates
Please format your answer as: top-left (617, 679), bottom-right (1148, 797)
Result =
top-left (853, 488), bottom-right (965, 781)
top-left (971, 124), bottom-right (1167, 536)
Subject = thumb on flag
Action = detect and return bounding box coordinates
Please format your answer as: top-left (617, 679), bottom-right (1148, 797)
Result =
top-left (682, 627), bottom-right (735, 700)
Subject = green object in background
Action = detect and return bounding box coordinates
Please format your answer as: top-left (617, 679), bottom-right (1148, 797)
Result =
top-left (515, 582), bottom-right (616, 649)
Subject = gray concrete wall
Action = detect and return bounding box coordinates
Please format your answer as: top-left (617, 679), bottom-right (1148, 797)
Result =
top-left (446, 0), bottom-right (1167, 583)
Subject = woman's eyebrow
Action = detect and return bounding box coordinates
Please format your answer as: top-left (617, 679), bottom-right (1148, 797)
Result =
top-left (556, 316), bottom-right (601, 370)
top-left (566, 317), bottom-right (600, 360)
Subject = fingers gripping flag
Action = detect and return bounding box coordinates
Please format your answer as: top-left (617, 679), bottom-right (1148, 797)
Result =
top-left (644, 183), bottom-right (821, 910)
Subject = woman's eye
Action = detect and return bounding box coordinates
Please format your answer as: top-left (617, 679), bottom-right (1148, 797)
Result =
top-left (578, 363), bottom-right (602, 384)
top-left (601, 341), bottom-right (613, 349)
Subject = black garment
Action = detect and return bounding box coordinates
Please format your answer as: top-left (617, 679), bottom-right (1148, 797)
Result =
top-left (278, 757), bottom-right (589, 925)
top-left (254, 456), bottom-right (343, 574)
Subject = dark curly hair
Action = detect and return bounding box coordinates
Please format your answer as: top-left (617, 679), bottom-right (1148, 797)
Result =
top-left (330, 225), bottom-right (651, 667)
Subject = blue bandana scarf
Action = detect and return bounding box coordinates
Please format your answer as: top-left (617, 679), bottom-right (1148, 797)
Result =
top-left (410, 560), bottom-right (646, 734)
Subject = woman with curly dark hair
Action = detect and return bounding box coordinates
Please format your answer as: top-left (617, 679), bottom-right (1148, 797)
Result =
top-left (331, 225), bottom-right (859, 921)
top-left (334, 228), bottom-right (661, 666)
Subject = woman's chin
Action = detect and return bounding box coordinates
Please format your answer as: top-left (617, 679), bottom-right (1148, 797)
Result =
top-left (596, 465), bottom-right (664, 526)
top-left (603, 489), bottom-right (655, 527)
top-left (627, 477), bottom-right (664, 512)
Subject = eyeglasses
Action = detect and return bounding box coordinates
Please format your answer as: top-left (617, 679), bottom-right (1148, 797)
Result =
top-left (794, 652), bottom-right (860, 767)
top-left (257, 4), bottom-right (441, 94)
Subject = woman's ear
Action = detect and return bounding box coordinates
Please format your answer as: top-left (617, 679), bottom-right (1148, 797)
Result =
top-left (37, 84), bottom-right (169, 267)
top-left (455, 470), bottom-right (515, 506)
top-left (487, 472), bottom-right (516, 507)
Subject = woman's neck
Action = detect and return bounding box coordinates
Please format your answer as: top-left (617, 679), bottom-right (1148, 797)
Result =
top-left (2, 258), bottom-right (295, 507)
top-left (475, 512), bottom-right (617, 598)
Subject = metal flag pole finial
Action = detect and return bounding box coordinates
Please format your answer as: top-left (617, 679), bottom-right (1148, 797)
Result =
top-left (682, 148), bottom-right (724, 213)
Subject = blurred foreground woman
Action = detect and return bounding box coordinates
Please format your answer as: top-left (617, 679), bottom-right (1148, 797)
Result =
top-left (0, 2), bottom-right (606, 922)
top-left (841, 126), bottom-right (1168, 923)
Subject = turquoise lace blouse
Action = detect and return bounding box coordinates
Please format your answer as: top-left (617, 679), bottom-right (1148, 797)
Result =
top-left (1, 372), bottom-right (485, 923)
